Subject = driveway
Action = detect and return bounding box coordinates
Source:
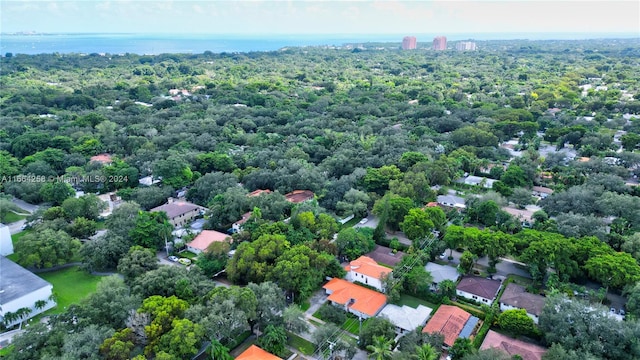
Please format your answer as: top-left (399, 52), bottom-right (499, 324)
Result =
top-left (7, 219), bottom-right (26, 235)
top-left (11, 198), bottom-right (38, 214)
top-left (305, 289), bottom-right (328, 317)
top-left (353, 215), bottom-right (411, 246)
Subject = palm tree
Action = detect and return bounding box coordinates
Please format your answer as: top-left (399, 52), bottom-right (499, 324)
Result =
top-left (207, 338), bottom-right (232, 360)
top-left (15, 307), bottom-right (32, 329)
top-left (2, 311), bottom-right (17, 327)
top-left (438, 279), bottom-right (457, 299)
top-left (366, 335), bottom-right (394, 360)
top-left (413, 344), bottom-right (438, 360)
top-left (35, 299), bottom-right (47, 311)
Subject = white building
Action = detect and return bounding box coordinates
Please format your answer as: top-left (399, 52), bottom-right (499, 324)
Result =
top-left (0, 224), bottom-right (13, 256)
top-left (344, 256), bottom-right (392, 292)
top-left (378, 304), bottom-right (432, 334)
top-left (436, 195), bottom-right (466, 209)
top-left (0, 256), bottom-right (56, 327)
top-left (461, 175), bottom-right (495, 189)
top-left (456, 41), bottom-right (477, 51)
top-left (456, 276), bottom-right (502, 305)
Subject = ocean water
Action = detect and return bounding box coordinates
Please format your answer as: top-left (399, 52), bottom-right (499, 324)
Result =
top-left (1, 32), bottom-right (636, 55)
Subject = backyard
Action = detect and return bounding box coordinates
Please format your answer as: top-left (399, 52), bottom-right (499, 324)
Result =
top-left (38, 266), bottom-right (103, 314)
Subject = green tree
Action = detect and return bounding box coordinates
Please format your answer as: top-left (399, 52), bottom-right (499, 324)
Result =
top-left (359, 317), bottom-right (396, 349)
top-left (14, 228), bottom-right (81, 269)
top-left (79, 275), bottom-right (141, 329)
top-left (39, 181), bottom-right (75, 206)
top-left (196, 241), bottom-right (230, 277)
top-left (100, 328), bottom-right (136, 360)
top-left (129, 211), bottom-right (173, 249)
top-left (584, 252), bottom-right (640, 290)
top-left (138, 295), bottom-right (190, 357)
top-left (366, 335), bottom-right (394, 360)
top-left (117, 245), bottom-right (159, 282)
top-left (207, 339), bottom-right (233, 360)
top-left (497, 309), bottom-right (537, 337)
top-left (413, 343), bottom-right (438, 360)
top-left (373, 193), bottom-right (414, 231)
top-left (458, 251), bottom-right (476, 275)
top-left (363, 165), bottom-right (403, 195)
top-left (156, 318), bottom-right (205, 359)
top-left (450, 338), bottom-right (475, 360)
top-left (336, 227), bottom-right (376, 260)
top-left (257, 325), bottom-right (288, 357)
top-left (438, 279), bottom-right (457, 298)
top-left (401, 208), bottom-right (435, 243)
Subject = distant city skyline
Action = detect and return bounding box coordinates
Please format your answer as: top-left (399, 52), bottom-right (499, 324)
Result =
top-left (2, 1), bottom-right (639, 36)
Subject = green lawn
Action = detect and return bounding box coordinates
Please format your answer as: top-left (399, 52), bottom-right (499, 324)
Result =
top-left (341, 216), bottom-right (361, 229)
top-left (398, 294), bottom-right (439, 310)
top-left (300, 301), bottom-right (311, 311)
top-left (38, 267), bottom-right (103, 314)
top-left (287, 332), bottom-right (315, 355)
top-left (3, 211), bottom-right (26, 223)
top-left (178, 251), bottom-right (199, 260)
top-left (0, 345), bottom-right (13, 357)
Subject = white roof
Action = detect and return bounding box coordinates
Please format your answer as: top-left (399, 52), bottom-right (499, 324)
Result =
top-left (378, 304), bottom-right (432, 332)
top-left (425, 262), bottom-right (460, 284)
top-left (437, 195), bottom-right (466, 208)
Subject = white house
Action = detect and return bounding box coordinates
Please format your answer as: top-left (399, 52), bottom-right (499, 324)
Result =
top-left (499, 283), bottom-right (546, 324)
top-left (0, 256), bottom-right (56, 327)
top-left (344, 256), bottom-right (392, 292)
top-left (456, 276), bottom-right (502, 305)
top-left (462, 175), bottom-right (495, 189)
top-left (231, 211), bottom-right (252, 233)
top-left (0, 224), bottom-right (13, 256)
top-left (425, 262), bottom-right (459, 291)
top-left (436, 195), bottom-right (466, 209)
top-left (378, 304), bottom-right (432, 334)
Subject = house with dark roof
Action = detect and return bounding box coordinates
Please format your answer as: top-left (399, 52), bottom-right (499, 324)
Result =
top-left (284, 190), bottom-right (314, 203)
top-left (422, 305), bottom-right (479, 347)
top-left (365, 245), bottom-right (405, 267)
top-left (481, 330), bottom-right (547, 360)
top-left (151, 198), bottom-right (205, 227)
top-left (499, 283), bottom-right (546, 324)
top-left (344, 256), bottom-right (392, 292)
top-left (532, 186), bottom-right (553, 199)
top-left (235, 344), bottom-right (281, 360)
top-left (323, 278), bottom-right (387, 318)
top-left (186, 230), bottom-right (231, 254)
top-left (0, 256), bottom-right (56, 327)
top-left (456, 276), bottom-right (502, 305)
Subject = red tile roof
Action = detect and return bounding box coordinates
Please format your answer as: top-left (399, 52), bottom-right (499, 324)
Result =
top-left (234, 212), bottom-right (252, 226)
top-left (235, 345), bottom-right (281, 360)
top-left (480, 330), bottom-right (547, 360)
top-left (323, 278), bottom-right (387, 317)
top-left (248, 189), bottom-right (272, 197)
top-left (284, 190), bottom-right (314, 203)
top-left (186, 230), bottom-right (230, 252)
top-left (345, 256), bottom-right (392, 280)
top-left (90, 153), bottom-right (113, 164)
top-left (422, 305), bottom-right (472, 347)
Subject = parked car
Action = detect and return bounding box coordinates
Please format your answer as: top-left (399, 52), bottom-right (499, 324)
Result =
top-left (178, 258), bottom-right (192, 266)
top-left (620, 308), bottom-right (626, 316)
top-left (610, 307), bottom-right (616, 313)
top-left (168, 255), bottom-right (179, 262)
top-left (359, 218), bottom-right (368, 224)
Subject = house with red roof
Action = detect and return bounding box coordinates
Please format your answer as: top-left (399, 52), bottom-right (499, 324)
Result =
top-left (248, 189), bottom-right (272, 197)
top-left (323, 278), bottom-right (387, 319)
top-left (186, 230), bottom-right (230, 254)
top-left (89, 153), bottom-right (113, 165)
top-left (344, 256), bottom-right (392, 292)
top-left (232, 211), bottom-right (252, 233)
top-left (235, 344), bottom-right (281, 360)
top-left (481, 330), bottom-right (547, 360)
top-left (284, 190), bottom-right (314, 203)
top-left (422, 305), bottom-right (480, 347)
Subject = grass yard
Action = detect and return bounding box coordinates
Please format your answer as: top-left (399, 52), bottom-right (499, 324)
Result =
top-left (287, 332), bottom-right (315, 355)
top-left (178, 251), bottom-right (199, 260)
top-left (38, 267), bottom-right (103, 314)
top-left (398, 294), bottom-right (439, 310)
top-left (342, 316), bottom-right (368, 335)
top-left (341, 217), bottom-right (361, 229)
top-left (0, 345), bottom-right (13, 357)
top-left (300, 301), bottom-right (311, 311)
top-left (3, 211), bottom-right (26, 224)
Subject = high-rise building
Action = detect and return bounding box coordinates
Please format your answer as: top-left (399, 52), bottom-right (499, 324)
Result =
top-left (433, 36), bottom-right (447, 51)
top-left (456, 41), bottom-right (477, 51)
top-left (402, 36), bottom-right (417, 50)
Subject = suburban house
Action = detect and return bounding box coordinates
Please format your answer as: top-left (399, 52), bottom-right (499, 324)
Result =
top-left (231, 211), bottom-right (252, 233)
top-left (365, 245), bottom-right (405, 267)
top-left (344, 256), bottom-right (392, 292)
top-left (425, 262), bottom-right (459, 291)
top-left (247, 189), bottom-right (272, 197)
top-left (323, 278), bottom-right (387, 319)
top-left (461, 175), bottom-right (495, 189)
top-left (480, 330), bottom-right (547, 360)
top-left (0, 224), bottom-right (13, 256)
top-left (531, 186), bottom-right (553, 199)
top-left (499, 283), bottom-right (546, 324)
top-left (422, 305), bottom-right (480, 347)
top-left (151, 198), bottom-right (205, 227)
top-left (284, 190), bottom-right (315, 203)
top-left (502, 206), bottom-right (536, 227)
top-left (456, 276), bottom-right (502, 305)
top-left (97, 192), bottom-right (122, 218)
top-left (89, 153), bottom-right (113, 165)
top-left (378, 304), bottom-right (432, 335)
top-left (436, 195), bottom-right (466, 209)
top-left (0, 256), bottom-right (57, 327)
top-left (235, 344), bottom-right (282, 360)
top-left (185, 230), bottom-right (231, 254)
top-left (139, 175), bottom-right (161, 186)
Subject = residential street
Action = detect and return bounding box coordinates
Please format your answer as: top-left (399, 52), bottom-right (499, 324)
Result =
top-left (444, 249), bottom-right (532, 279)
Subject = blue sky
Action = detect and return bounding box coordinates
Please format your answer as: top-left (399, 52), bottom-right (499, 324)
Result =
top-left (2, 0), bottom-right (639, 35)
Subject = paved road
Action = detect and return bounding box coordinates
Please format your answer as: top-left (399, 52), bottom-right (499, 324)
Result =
top-left (7, 219), bottom-right (26, 235)
top-left (444, 249), bottom-right (532, 279)
top-left (11, 198), bottom-right (38, 214)
top-left (353, 215), bottom-right (412, 246)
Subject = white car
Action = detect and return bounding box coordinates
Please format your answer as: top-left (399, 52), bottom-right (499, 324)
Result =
top-left (168, 256), bottom-right (179, 262)
top-left (359, 218), bottom-right (368, 224)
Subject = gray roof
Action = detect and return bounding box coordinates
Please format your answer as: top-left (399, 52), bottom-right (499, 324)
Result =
top-left (499, 283), bottom-right (546, 316)
top-left (151, 201), bottom-right (201, 219)
top-left (457, 276), bottom-right (502, 299)
top-left (437, 195), bottom-right (466, 207)
top-left (425, 262), bottom-right (459, 284)
top-left (0, 256), bottom-right (53, 305)
top-left (459, 316), bottom-right (480, 339)
top-left (378, 304), bottom-right (432, 332)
